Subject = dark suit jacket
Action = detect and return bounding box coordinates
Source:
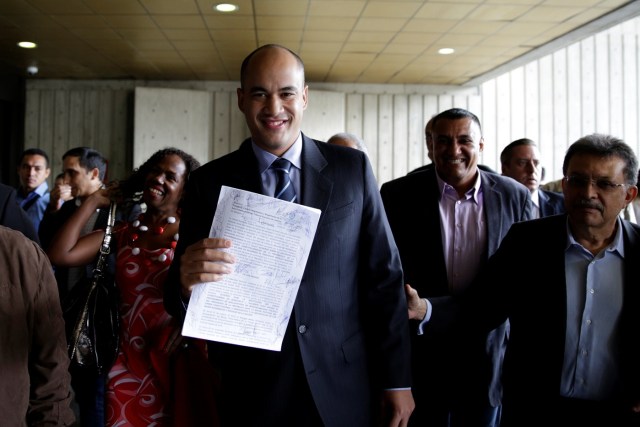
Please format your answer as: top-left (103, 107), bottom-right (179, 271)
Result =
top-left (380, 167), bottom-right (533, 412)
top-left (165, 135), bottom-right (411, 426)
top-left (0, 182), bottom-right (39, 243)
top-left (466, 215), bottom-right (640, 426)
top-left (538, 188), bottom-right (565, 217)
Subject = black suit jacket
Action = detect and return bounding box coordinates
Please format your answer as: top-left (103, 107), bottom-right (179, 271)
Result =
top-left (466, 215), bottom-right (640, 426)
top-left (380, 168), bottom-right (533, 412)
top-left (538, 189), bottom-right (565, 217)
top-left (166, 135), bottom-right (411, 426)
top-left (0, 182), bottom-right (39, 243)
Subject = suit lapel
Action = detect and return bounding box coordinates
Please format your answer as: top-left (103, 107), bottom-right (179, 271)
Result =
top-left (230, 139), bottom-right (264, 195)
top-left (480, 172), bottom-right (504, 257)
top-left (538, 190), bottom-right (549, 217)
top-left (299, 134), bottom-right (332, 214)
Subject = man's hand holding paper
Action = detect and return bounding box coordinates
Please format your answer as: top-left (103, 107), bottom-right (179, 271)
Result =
top-left (181, 186), bottom-right (321, 351)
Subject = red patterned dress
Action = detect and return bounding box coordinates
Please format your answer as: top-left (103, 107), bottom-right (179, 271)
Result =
top-left (105, 225), bottom-right (175, 426)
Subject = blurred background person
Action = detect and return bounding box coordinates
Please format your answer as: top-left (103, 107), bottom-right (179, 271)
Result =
top-left (500, 138), bottom-right (565, 218)
top-left (16, 148), bottom-right (51, 231)
top-left (327, 131), bottom-right (369, 154)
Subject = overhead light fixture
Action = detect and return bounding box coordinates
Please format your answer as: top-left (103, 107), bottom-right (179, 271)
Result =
top-left (18, 41), bottom-right (37, 49)
top-left (438, 48), bottom-right (455, 55)
top-left (214, 3), bottom-right (238, 12)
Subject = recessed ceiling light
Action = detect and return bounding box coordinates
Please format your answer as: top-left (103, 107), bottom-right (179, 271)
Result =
top-left (18, 41), bottom-right (37, 49)
top-left (214, 3), bottom-right (238, 12)
top-left (438, 48), bottom-right (455, 55)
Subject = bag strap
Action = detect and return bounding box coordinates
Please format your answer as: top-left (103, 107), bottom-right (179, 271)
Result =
top-left (94, 202), bottom-right (117, 275)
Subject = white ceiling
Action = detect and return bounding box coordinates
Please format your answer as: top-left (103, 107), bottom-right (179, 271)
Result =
top-left (0, 0), bottom-right (637, 84)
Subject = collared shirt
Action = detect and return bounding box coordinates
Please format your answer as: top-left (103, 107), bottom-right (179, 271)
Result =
top-left (530, 189), bottom-right (541, 219)
top-left (436, 171), bottom-right (487, 295)
top-left (16, 181), bottom-right (50, 231)
top-left (252, 134), bottom-right (303, 198)
top-left (560, 217), bottom-right (624, 401)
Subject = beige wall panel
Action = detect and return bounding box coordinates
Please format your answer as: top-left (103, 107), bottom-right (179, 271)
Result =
top-left (552, 50), bottom-right (569, 173)
top-left (302, 90), bottom-right (345, 143)
top-left (580, 38), bottom-right (596, 136)
top-left (622, 25), bottom-right (638, 151)
top-left (345, 93), bottom-right (364, 144)
top-left (608, 26), bottom-right (624, 139)
top-left (392, 94), bottom-right (409, 177)
top-left (134, 87), bottom-right (212, 168)
top-left (50, 90), bottom-right (69, 177)
top-left (363, 93), bottom-right (379, 180)
top-left (566, 44), bottom-right (583, 146)
top-left (213, 91), bottom-right (232, 160)
top-left (407, 94), bottom-right (425, 171)
top-left (377, 94), bottom-right (393, 185)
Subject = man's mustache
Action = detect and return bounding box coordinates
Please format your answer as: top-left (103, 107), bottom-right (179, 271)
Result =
top-left (576, 199), bottom-right (604, 212)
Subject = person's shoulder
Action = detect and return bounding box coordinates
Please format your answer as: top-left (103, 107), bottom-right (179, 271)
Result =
top-left (482, 171), bottom-right (528, 193)
top-left (540, 189), bottom-right (564, 201)
top-left (0, 182), bottom-right (17, 202)
top-left (0, 225), bottom-right (41, 255)
top-left (381, 168), bottom-right (432, 190)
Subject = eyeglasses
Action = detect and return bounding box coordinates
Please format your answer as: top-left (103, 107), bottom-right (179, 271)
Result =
top-left (563, 175), bottom-right (627, 192)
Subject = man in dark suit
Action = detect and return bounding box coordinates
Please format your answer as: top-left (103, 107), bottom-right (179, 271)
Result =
top-left (0, 182), bottom-right (39, 242)
top-left (436, 133), bottom-right (640, 426)
top-left (380, 108), bottom-right (533, 426)
top-left (165, 44), bottom-right (414, 426)
top-left (500, 138), bottom-right (565, 218)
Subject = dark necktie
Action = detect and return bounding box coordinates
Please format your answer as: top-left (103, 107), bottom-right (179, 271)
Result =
top-left (271, 158), bottom-right (297, 203)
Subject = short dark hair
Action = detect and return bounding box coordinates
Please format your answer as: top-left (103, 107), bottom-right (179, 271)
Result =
top-left (239, 44), bottom-right (305, 88)
top-left (562, 134), bottom-right (639, 185)
top-left (62, 147), bottom-right (108, 181)
top-left (500, 138), bottom-right (537, 166)
top-left (118, 147), bottom-right (200, 201)
top-left (431, 108), bottom-right (483, 135)
top-left (21, 148), bottom-right (50, 168)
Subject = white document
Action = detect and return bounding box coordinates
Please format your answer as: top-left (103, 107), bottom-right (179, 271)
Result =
top-left (182, 186), bottom-right (321, 351)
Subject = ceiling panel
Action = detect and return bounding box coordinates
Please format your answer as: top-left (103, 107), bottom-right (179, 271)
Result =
top-left (0, 0), bottom-right (637, 84)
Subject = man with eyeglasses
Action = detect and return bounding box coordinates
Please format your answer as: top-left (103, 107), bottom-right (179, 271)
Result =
top-left (420, 133), bottom-right (640, 426)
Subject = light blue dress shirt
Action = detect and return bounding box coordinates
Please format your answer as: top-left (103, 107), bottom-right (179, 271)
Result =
top-left (561, 217), bottom-right (624, 401)
top-left (16, 181), bottom-right (50, 231)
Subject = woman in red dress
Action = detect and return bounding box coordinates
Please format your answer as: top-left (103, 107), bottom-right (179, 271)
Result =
top-left (49, 148), bottom-right (216, 426)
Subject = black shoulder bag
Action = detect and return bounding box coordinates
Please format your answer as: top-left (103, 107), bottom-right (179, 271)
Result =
top-left (62, 202), bottom-right (120, 375)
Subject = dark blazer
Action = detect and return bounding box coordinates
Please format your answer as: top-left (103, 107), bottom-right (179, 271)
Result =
top-left (0, 182), bottom-right (39, 243)
top-left (380, 167), bottom-right (533, 417)
top-left (165, 135), bottom-right (411, 426)
top-left (538, 188), bottom-right (565, 217)
top-left (467, 215), bottom-right (640, 426)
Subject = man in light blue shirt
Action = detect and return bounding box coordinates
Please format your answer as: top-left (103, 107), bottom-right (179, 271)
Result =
top-left (16, 148), bottom-right (51, 232)
top-left (419, 133), bottom-right (640, 426)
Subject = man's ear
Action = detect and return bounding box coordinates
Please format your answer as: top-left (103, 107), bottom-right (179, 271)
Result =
top-left (237, 88), bottom-right (244, 113)
top-left (90, 167), bottom-right (100, 180)
top-left (302, 85), bottom-right (309, 110)
top-left (479, 137), bottom-right (484, 153)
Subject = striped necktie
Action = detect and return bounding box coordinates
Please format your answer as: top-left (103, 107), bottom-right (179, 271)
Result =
top-left (271, 158), bottom-right (297, 203)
